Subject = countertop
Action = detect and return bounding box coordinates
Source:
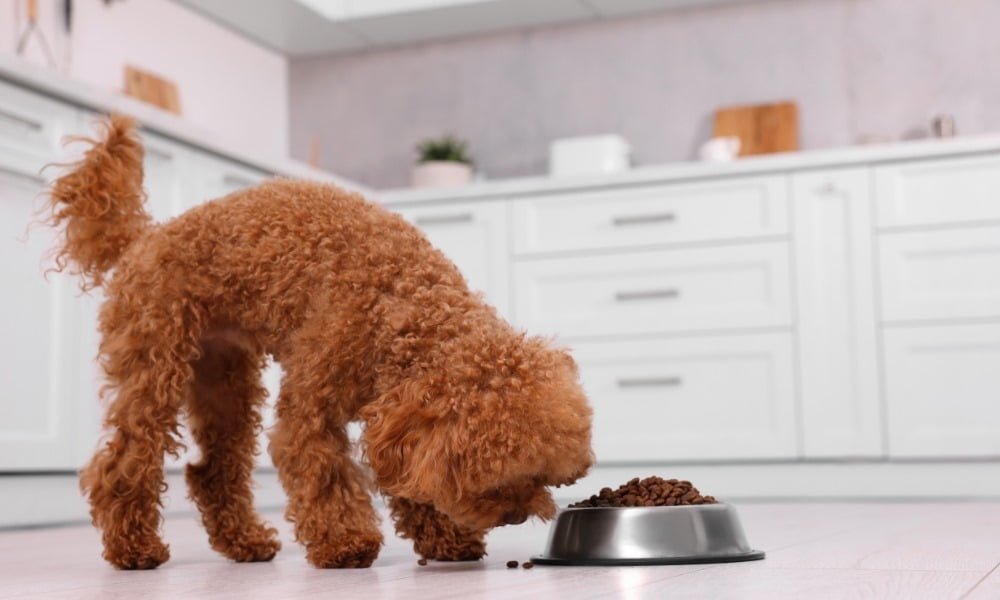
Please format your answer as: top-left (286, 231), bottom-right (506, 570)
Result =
top-left (378, 133), bottom-right (1000, 206)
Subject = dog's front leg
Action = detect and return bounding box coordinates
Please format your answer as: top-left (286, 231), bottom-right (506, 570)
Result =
top-left (269, 373), bottom-right (383, 568)
top-left (388, 496), bottom-right (486, 561)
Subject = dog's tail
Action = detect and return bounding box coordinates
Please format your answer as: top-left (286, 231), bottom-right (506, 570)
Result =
top-left (46, 114), bottom-right (151, 290)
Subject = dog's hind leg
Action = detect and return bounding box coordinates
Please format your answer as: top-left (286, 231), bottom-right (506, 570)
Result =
top-left (184, 335), bottom-right (282, 563)
top-left (388, 496), bottom-right (486, 561)
top-left (80, 301), bottom-right (203, 570)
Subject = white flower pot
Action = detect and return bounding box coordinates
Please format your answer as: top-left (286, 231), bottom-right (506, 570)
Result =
top-left (411, 161), bottom-right (473, 188)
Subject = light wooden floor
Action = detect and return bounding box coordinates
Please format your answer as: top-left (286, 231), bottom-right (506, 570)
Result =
top-left (2, 502), bottom-right (999, 599)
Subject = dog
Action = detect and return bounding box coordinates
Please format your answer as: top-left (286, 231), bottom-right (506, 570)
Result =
top-left (44, 116), bottom-right (593, 569)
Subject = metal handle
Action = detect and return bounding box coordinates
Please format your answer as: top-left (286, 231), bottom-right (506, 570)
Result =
top-left (415, 212), bottom-right (474, 226)
top-left (145, 147), bottom-right (174, 162)
top-left (615, 288), bottom-right (679, 302)
top-left (223, 174), bottom-right (255, 188)
top-left (0, 164), bottom-right (44, 185)
top-left (618, 376), bottom-right (683, 388)
top-left (0, 107), bottom-right (43, 132)
top-left (612, 212), bottom-right (676, 226)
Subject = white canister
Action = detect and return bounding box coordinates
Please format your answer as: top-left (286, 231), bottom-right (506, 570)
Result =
top-left (698, 136), bottom-right (742, 162)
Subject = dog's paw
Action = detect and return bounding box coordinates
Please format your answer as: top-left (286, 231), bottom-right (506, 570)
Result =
top-left (214, 529), bottom-right (282, 563)
top-left (104, 540), bottom-right (170, 570)
top-left (415, 537), bottom-right (486, 561)
top-left (306, 534), bottom-right (383, 568)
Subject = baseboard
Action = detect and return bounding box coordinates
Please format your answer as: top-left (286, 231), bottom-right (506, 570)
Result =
top-left (0, 469), bottom-right (287, 529)
top-left (3, 461), bottom-right (999, 529)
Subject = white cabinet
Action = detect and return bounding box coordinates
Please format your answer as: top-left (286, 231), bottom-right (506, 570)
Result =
top-left (0, 79), bottom-right (80, 161)
top-left (884, 323), bottom-right (1000, 457)
top-left (0, 147), bottom-right (100, 470)
top-left (879, 226), bottom-right (1000, 322)
top-left (572, 333), bottom-right (798, 462)
top-left (141, 132), bottom-right (271, 223)
top-left (792, 168), bottom-right (882, 457)
top-left (392, 201), bottom-right (511, 318)
top-left (514, 242), bottom-right (792, 339)
top-left (142, 131), bottom-right (191, 222)
top-left (189, 151), bottom-right (271, 209)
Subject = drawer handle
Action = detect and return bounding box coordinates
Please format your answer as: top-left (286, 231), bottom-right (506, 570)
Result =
top-left (0, 164), bottom-right (45, 185)
top-left (618, 376), bottom-right (683, 388)
top-left (415, 213), bottom-right (474, 226)
top-left (0, 108), bottom-right (43, 132)
top-left (615, 288), bottom-right (680, 302)
top-left (612, 212), bottom-right (676, 226)
top-left (223, 174), bottom-right (255, 188)
top-left (146, 147), bottom-right (175, 162)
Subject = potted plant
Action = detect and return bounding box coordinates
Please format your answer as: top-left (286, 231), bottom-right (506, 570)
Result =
top-left (412, 135), bottom-right (474, 188)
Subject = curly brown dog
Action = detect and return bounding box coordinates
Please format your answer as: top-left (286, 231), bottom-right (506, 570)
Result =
top-left (45, 116), bottom-right (593, 570)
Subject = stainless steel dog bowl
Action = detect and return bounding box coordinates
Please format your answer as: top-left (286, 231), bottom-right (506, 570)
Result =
top-left (532, 503), bottom-right (764, 566)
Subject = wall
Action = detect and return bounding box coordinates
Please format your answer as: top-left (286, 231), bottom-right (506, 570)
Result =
top-left (1, 0), bottom-right (288, 156)
top-left (289, 0), bottom-right (1000, 189)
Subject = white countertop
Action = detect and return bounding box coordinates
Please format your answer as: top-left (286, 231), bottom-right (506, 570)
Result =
top-left (0, 54), bottom-right (369, 195)
top-left (378, 133), bottom-right (1000, 206)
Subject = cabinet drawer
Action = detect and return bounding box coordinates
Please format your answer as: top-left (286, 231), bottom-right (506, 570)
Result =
top-left (513, 242), bottom-right (791, 338)
top-left (884, 323), bottom-right (1000, 457)
top-left (0, 80), bottom-right (80, 161)
top-left (879, 226), bottom-right (1000, 322)
top-left (875, 154), bottom-right (1000, 228)
top-left (572, 333), bottom-right (798, 462)
top-left (512, 175), bottom-right (788, 255)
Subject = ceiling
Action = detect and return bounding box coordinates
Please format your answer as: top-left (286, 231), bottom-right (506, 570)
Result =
top-left (173, 0), bottom-right (757, 57)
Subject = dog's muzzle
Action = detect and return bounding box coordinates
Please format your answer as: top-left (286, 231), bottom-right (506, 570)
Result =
top-left (502, 510), bottom-right (528, 525)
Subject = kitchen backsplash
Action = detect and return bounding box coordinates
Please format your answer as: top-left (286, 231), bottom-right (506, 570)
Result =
top-left (289, 0), bottom-right (1000, 189)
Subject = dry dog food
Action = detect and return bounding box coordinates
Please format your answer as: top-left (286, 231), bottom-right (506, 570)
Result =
top-left (417, 558), bottom-right (428, 566)
top-left (522, 561), bottom-right (535, 569)
top-left (506, 560), bottom-right (519, 568)
top-left (568, 476), bottom-right (717, 508)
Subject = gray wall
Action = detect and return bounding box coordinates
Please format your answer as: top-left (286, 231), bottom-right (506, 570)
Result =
top-left (289, 0), bottom-right (1000, 189)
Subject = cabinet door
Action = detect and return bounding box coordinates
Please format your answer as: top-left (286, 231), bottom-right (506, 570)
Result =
top-left (393, 201), bottom-right (511, 319)
top-left (0, 151), bottom-right (96, 470)
top-left (792, 168), bottom-right (882, 457)
top-left (884, 323), bottom-right (1000, 457)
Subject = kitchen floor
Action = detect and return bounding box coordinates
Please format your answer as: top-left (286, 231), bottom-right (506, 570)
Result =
top-left (1, 502), bottom-right (999, 599)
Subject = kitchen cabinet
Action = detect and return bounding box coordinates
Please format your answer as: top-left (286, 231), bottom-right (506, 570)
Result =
top-left (792, 168), bottom-right (881, 457)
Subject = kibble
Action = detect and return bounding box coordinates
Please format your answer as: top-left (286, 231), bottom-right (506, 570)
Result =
top-left (568, 476), bottom-right (717, 508)
top-left (522, 561), bottom-right (534, 569)
top-left (417, 558), bottom-right (428, 566)
top-left (506, 560), bottom-right (519, 568)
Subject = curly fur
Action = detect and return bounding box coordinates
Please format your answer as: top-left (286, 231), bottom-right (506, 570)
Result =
top-left (45, 116), bottom-right (594, 570)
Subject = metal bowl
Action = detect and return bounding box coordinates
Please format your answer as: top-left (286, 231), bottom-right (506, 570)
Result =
top-left (532, 503), bottom-right (764, 566)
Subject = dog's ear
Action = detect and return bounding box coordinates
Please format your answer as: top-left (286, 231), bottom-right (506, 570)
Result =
top-left (359, 378), bottom-right (460, 501)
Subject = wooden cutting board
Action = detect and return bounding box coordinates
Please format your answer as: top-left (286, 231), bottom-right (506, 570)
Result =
top-left (124, 65), bottom-right (181, 115)
top-left (713, 101), bottom-right (798, 156)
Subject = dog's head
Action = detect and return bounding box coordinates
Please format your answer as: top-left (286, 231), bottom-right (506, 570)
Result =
top-left (360, 335), bottom-right (593, 531)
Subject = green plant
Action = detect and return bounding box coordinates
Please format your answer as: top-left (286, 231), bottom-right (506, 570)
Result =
top-left (416, 135), bottom-right (472, 165)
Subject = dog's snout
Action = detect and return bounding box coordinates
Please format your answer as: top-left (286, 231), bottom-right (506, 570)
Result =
top-left (502, 510), bottom-right (528, 525)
